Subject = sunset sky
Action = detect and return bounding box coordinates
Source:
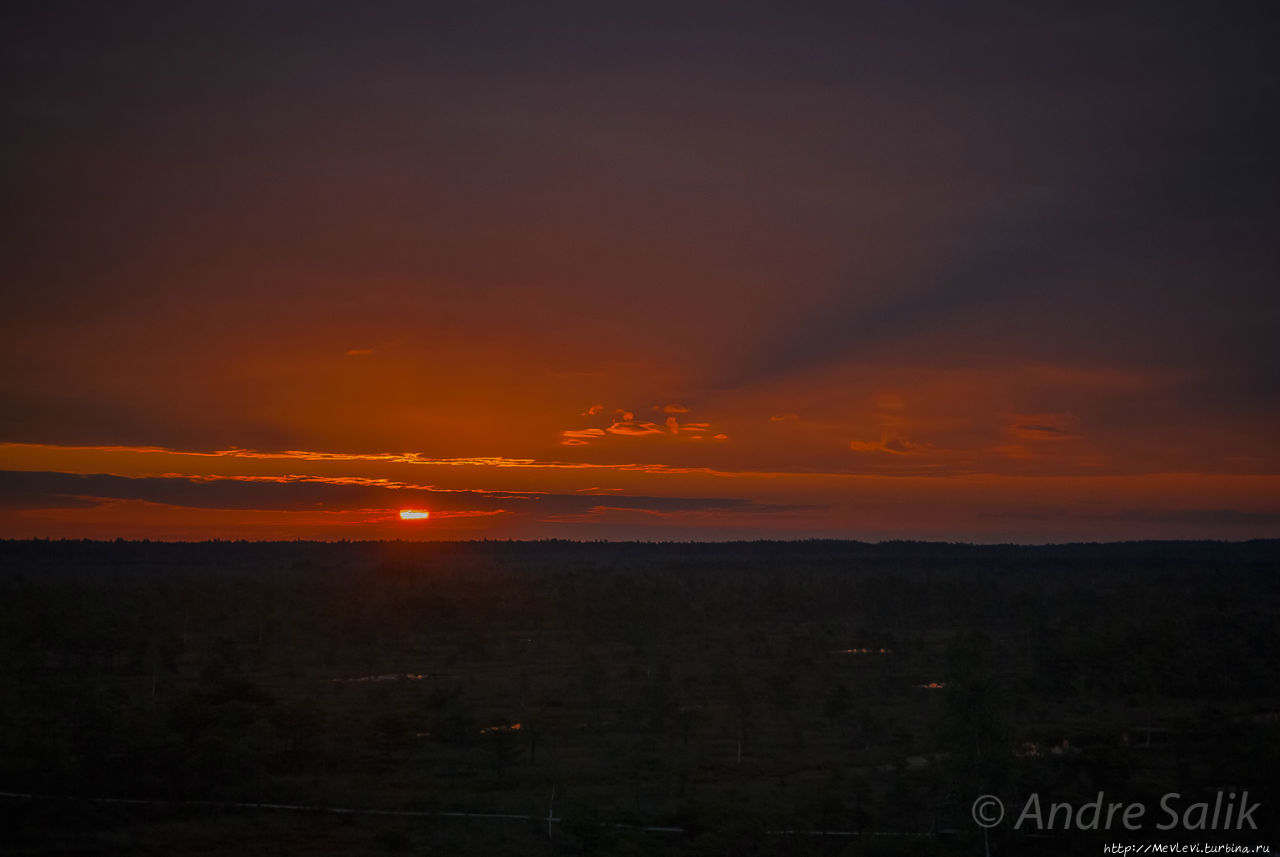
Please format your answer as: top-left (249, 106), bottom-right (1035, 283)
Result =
top-left (3, 1), bottom-right (1277, 542)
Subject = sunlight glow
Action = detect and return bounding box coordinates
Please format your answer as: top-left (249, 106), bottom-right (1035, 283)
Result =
top-left (398, 509), bottom-right (430, 520)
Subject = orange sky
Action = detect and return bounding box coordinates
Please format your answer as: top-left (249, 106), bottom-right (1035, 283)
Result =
top-left (2, 3), bottom-right (1277, 542)
top-left (3, 440), bottom-right (1277, 542)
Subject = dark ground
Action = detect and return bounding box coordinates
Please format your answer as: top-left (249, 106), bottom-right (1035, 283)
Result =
top-left (1, 539), bottom-right (1277, 855)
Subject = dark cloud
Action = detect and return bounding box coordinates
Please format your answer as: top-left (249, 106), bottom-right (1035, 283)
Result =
top-left (0, 470), bottom-right (102, 510)
top-left (1077, 508), bottom-right (1280, 528)
top-left (0, 471), bottom-right (817, 518)
top-left (1015, 425), bottom-right (1071, 435)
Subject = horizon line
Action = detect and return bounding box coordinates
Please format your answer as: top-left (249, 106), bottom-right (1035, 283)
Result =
top-left (3, 536), bottom-right (1277, 548)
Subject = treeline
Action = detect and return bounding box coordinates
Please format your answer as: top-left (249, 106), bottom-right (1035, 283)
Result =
top-left (4, 536), bottom-right (1278, 568)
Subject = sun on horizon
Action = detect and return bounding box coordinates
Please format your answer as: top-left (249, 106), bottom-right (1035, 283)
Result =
top-left (398, 509), bottom-right (430, 521)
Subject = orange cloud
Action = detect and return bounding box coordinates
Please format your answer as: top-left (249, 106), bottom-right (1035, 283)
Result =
top-left (561, 428), bottom-right (607, 446)
top-left (607, 420), bottom-right (667, 437)
top-left (0, 442), bottom-right (738, 478)
top-left (559, 401), bottom-right (720, 446)
top-left (426, 508), bottom-right (509, 519)
top-left (849, 434), bottom-right (935, 456)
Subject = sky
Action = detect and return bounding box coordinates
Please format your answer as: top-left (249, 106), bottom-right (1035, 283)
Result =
top-left (2, 0), bottom-right (1277, 542)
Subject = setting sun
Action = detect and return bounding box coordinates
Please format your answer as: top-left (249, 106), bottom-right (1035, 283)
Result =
top-left (398, 510), bottom-right (430, 520)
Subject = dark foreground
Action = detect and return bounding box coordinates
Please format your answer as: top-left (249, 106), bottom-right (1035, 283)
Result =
top-left (1, 539), bottom-right (1278, 855)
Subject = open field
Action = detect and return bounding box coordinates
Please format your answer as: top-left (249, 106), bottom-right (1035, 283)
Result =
top-left (2, 540), bottom-right (1277, 854)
